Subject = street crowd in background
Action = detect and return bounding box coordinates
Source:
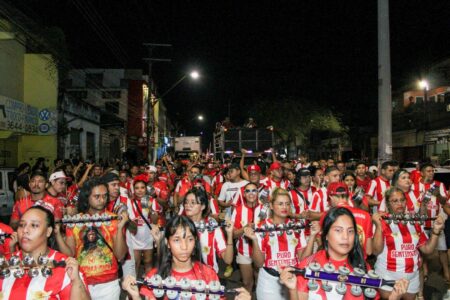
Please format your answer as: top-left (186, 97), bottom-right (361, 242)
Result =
top-left (0, 151), bottom-right (449, 300)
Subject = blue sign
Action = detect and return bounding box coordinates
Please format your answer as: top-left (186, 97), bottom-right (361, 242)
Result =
top-left (39, 109), bottom-right (50, 121)
top-left (39, 123), bottom-right (49, 133)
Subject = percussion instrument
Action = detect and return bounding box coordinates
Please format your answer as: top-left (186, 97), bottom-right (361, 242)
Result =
top-left (194, 219), bottom-right (228, 233)
top-left (255, 221), bottom-right (308, 237)
top-left (381, 213), bottom-right (436, 225)
top-left (136, 275), bottom-right (238, 300)
top-left (288, 262), bottom-right (396, 299)
top-left (0, 255), bottom-right (66, 279)
top-left (57, 213), bottom-right (121, 228)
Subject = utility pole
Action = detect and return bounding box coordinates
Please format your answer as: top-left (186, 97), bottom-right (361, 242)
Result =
top-left (142, 43), bottom-right (171, 163)
top-left (377, 0), bottom-right (392, 168)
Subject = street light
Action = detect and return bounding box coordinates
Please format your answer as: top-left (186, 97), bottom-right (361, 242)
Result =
top-left (159, 70), bottom-right (200, 98)
top-left (198, 115), bottom-right (204, 121)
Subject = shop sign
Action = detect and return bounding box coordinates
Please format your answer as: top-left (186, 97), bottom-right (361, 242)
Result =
top-left (0, 95), bottom-right (38, 134)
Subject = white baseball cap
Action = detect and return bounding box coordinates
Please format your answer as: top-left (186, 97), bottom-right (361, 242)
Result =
top-left (49, 171), bottom-right (72, 182)
top-left (145, 165), bottom-right (157, 173)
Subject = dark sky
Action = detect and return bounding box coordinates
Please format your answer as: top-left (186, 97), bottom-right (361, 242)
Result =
top-left (5, 0), bottom-right (450, 139)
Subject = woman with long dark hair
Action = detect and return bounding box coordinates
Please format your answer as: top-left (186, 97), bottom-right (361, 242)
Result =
top-left (122, 215), bottom-right (251, 300)
top-left (182, 187), bottom-right (234, 273)
top-left (4, 205), bottom-right (90, 300)
top-left (126, 174), bottom-right (158, 276)
top-left (280, 206), bottom-right (409, 300)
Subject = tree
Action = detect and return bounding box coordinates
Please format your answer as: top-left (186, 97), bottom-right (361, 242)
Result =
top-left (252, 97), bottom-right (346, 151)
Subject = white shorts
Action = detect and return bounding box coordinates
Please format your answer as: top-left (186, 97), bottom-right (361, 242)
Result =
top-left (425, 229), bottom-right (447, 251)
top-left (374, 268), bottom-right (420, 294)
top-left (88, 279), bottom-right (120, 300)
top-left (122, 254), bottom-right (136, 278)
top-left (437, 231), bottom-right (448, 251)
top-left (256, 267), bottom-right (289, 300)
top-left (236, 253), bottom-right (252, 265)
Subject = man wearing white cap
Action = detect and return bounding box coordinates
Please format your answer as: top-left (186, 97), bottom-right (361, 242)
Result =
top-left (47, 170), bottom-right (72, 206)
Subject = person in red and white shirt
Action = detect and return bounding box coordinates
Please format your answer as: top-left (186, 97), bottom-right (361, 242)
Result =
top-left (121, 215), bottom-right (252, 300)
top-left (412, 163), bottom-right (450, 291)
top-left (55, 178), bottom-right (129, 300)
top-left (280, 206), bottom-right (409, 300)
top-left (126, 175), bottom-right (160, 276)
top-left (290, 168), bottom-right (316, 218)
top-left (218, 163), bottom-right (248, 217)
top-left (3, 205), bottom-right (89, 300)
top-left (372, 187), bottom-right (444, 299)
top-left (326, 182), bottom-right (373, 258)
top-left (264, 162), bottom-right (288, 195)
top-left (309, 166), bottom-right (341, 220)
top-left (231, 182), bottom-right (261, 292)
top-left (10, 171), bottom-right (63, 230)
top-left (379, 169), bottom-right (421, 214)
top-left (183, 187), bottom-right (234, 273)
top-left (174, 165), bottom-right (211, 209)
top-left (355, 161), bottom-right (372, 192)
top-left (363, 160), bottom-right (395, 213)
top-left (243, 188), bottom-right (315, 300)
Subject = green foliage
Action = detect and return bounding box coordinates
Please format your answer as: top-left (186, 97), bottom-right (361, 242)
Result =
top-left (252, 97), bottom-right (346, 146)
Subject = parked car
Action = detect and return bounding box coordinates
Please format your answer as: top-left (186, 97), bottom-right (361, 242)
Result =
top-left (0, 168), bottom-right (16, 222)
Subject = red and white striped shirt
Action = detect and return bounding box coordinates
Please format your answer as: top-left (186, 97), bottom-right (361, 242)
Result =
top-left (231, 202), bottom-right (258, 257)
top-left (310, 187), bottom-right (329, 213)
top-left (198, 217), bottom-right (227, 273)
top-left (375, 220), bottom-right (428, 273)
top-left (264, 178), bottom-right (288, 195)
top-left (0, 249), bottom-right (85, 300)
top-left (366, 176), bottom-right (390, 212)
top-left (256, 218), bottom-right (306, 268)
top-left (290, 187), bottom-right (315, 214)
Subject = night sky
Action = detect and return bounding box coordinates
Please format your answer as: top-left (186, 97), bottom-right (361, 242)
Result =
top-left (4, 0), bottom-right (450, 141)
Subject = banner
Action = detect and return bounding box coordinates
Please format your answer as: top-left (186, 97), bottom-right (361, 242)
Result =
top-left (0, 95), bottom-right (39, 134)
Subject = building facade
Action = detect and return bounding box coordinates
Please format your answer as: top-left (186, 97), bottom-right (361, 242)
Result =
top-left (0, 23), bottom-right (58, 167)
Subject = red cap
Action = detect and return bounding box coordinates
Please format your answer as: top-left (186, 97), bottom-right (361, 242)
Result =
top-left (327, 182), bottom-right (349, 196)
top-left (247, 164), bottom-right (261, 173)
top-left (269, 161), bottom-right (282, 171)
top-left (220, 163), bottom-right (228, 170)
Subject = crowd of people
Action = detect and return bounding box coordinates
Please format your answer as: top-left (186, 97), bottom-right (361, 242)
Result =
top-left (0, 151), bottom-right (449, 300)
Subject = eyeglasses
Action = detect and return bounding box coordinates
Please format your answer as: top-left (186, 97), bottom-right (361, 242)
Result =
top-left (244, 189), bottom-right (258, 194)
top-left (389, 198), bottom-right (406, 204)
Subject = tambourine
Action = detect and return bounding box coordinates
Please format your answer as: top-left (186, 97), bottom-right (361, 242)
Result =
top-left (194, 219), bottom-right (228, 233)
top-left (136, 275), bottom-right (237, 300)
top-left (381, 213), bottom-right (436, 225)
top-left (255, 221), bottom-right (308, 237)
top-left (0, 233), bottom-right (11, 244)
top-left (289, 262), bottom-right (395, 299)
top-left (351, 187), bottom-right (365, 205)
top-left (57, 213), bottom-right (120, 228)
top-left (0, 255), bottom-right (66, 279)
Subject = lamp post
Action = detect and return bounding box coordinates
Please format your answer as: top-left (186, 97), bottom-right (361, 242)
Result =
top-left (147, 71), bottom-right (200, 163)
